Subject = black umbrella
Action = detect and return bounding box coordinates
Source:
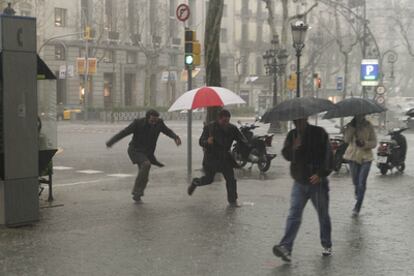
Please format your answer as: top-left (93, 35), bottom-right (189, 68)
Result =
top-left (323, 98), bottom-right (386, 119)
top-left (261, 97), bottom-right (336, 122)
top-left (406, 108), bottom-right (414, 117)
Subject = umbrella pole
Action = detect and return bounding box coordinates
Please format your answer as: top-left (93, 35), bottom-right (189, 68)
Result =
top-left (187, 67), bottom-right (193, 183)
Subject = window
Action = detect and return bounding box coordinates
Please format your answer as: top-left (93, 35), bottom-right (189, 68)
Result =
top-left (105, 0), bottom-right (116, 31)
top-left (221, 56), bottom-right (228, 69)
top-left (81, 0), bottom-right (90, 28)
top-left (54, 8), bottom-right (67, 27)
top-left (170, 0), bottom-right (177, 17)
top-left (55, 45), bottom-right (65, 60)
top-left (188, 0), bottom-right (196, 26)
top-left (21, 10), bottom-right (31, 16)
top-left (127, 51), bottom-right (137, 64)
top-left (169, 54), bottom-right (178, 66)
top-left (256, 24), bottom-right (263, 43)
top-left (221, 28), bottom-right (228, 43)
top-left (256, 56), bottom-right (263, 75)
top-left (104, 50), bottom-right (115, 63)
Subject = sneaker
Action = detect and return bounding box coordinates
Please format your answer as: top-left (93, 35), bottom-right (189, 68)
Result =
top-left (273, 245), bottom-right (291, 262)
top-left (187, 178), bottom-right (199, 196)
top-left (352, 210), bottom-right (359, 218)
top-left (322, 247), bottom-right (332, 256)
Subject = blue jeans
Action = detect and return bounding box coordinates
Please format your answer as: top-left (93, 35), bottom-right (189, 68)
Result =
top-left (279, 180), bottom-right (332, 252)
top-left (349, 161), bottom-right (371, 212)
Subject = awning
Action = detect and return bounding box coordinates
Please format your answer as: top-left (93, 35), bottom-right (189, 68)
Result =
top-left (37, 55), bottom-right (56, 80)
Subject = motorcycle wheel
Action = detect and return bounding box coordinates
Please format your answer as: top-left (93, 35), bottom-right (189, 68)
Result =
top-left (231, 148), bottom-right (247, 168)
top-left (258, 156), bottom-right (271, 172)
top-left (397, 163), bottom-right (405, 172)
top-left (379, 165), bottom-right (388, 175)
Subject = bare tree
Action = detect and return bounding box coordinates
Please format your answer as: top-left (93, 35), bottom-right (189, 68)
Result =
top-left (204, 0), bottom-right (224, 122)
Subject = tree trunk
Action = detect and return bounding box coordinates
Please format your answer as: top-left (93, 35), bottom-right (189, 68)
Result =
top-left (204, 0), bottom-right (224, 123)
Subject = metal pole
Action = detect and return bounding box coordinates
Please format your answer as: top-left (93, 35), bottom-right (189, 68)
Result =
top-left (362, 0), bottom-right (367, 98)
top-left (273, 67), bottom-right (278, 106)
top-left (187, 66), bottom-right (192, 182)
top-left (296, 50), bottom-right (301, 98)
top-left (83, 37), bottom-right (89, 121)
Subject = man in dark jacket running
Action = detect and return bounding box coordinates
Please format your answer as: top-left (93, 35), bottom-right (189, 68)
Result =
top-left (273, 118), bottom-right (333, 262)
top-left (187, 109), bottom-right (247, 206)
top-left (106, 109), bottom-right (181, 202)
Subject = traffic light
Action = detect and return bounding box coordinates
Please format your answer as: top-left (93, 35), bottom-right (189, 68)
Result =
top-left (193, 40), bottom-right (201, 66)
top-left (84, 26), bottom-right (91, 40)
top-left (184, 29), bottom-right (195, 66)
top-left (313, 73), bottom-right (322, 89)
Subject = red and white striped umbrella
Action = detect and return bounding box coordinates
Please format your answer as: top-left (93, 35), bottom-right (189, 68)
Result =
top-left (168, 86), bottom-right (246, 112)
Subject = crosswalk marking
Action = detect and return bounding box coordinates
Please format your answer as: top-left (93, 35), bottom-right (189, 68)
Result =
top-left (76, 170), bottom-right (103, 174)
top-left (53, 166), bottom-right (73, 170)
top-left (107, 173), bottom-right (134, 178)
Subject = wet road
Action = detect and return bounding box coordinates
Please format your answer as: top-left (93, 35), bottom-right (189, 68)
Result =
top-left (1, 119), bottom-right (413, 275)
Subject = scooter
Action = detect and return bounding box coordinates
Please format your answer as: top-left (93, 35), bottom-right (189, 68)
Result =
top-left (329, 135), bottom-right (349, 172)
top-left (377, 127), bottom-right (408, 175)
top-left (232, 121), bottom-right (276, 173)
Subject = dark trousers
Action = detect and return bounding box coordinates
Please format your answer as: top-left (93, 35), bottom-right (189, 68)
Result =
top-left (279, 180), bottom-right (332, 252)
top-left (130, 152), bottom-right (151, 197)
top-left (194, 162), bottom-right (238, 203)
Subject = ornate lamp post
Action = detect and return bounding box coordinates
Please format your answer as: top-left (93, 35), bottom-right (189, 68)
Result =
top-left (263, 35), bottom-right (288, 133)
top-left (291, 21), bottom-right (309, 98)
top-left (263, 35), bottom-right (288, 107)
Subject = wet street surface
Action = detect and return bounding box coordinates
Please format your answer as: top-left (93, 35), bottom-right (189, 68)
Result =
top-left (1, 120), bottom-right (414, 275)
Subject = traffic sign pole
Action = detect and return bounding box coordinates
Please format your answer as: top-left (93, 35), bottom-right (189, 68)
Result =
top-left (177, 3), bottom-right (193, 182)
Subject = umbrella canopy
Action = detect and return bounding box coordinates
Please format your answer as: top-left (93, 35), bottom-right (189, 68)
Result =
top-left (406, 108), bottom-right (414, 117)
top-left (168, 86), bottom-right (245, 112)
top-left (323, 98), bottom-right (386, 119)
top-left (261, 97), bottom-right (336, 122)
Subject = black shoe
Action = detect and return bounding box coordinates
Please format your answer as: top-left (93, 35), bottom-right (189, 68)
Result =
top-left (132, 195), bottom-right (142, 202)
top-left (273, 245), bottom-right (291, 262)
top-left (228, 201), bottom-right (241, 208)
top-left (152, 160), bottom-right (165, 167)
top-left (187, 179), bottom-right (199, 196)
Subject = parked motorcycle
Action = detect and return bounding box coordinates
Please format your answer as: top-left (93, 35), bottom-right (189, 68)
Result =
top-left (377, 127), bottom-right (408, 175)
top-left (232, 121), bottom-right (276, 172)
top-left (329, 135), bottom-right (349, 172)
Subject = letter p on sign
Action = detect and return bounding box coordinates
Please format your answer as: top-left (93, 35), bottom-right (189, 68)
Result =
top-left (366, 65), bottom-right (374, 75)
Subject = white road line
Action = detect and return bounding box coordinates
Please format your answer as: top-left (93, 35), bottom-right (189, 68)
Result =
top-left (54, 179), bottom-right (102, 187)
top-left (107, 173), bottom-right (134, 178)
top-left (77, 170), bottom-right (103, 174)
top-left (53, 166), bottom-right (73, 170)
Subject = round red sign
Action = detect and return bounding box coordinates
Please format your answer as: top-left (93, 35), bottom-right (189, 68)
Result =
top-left (176, 4), bottom-right (190, 22)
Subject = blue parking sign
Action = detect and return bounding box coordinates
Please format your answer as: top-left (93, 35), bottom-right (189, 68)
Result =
top-left (361, 59), bottom-right (379, 86)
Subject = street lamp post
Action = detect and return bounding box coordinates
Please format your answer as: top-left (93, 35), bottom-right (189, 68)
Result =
top-left (263, 35), bottom-right (288, 133)
top-left (263, 35), bottom-right (288, 107)
top-left (291, 21), bottom-right (309, 98)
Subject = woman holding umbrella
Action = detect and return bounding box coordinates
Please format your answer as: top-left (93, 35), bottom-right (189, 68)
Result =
top-left (343, 115), bottom-right (377, 217)
top-left (324, 98), bottom-right (384, 217)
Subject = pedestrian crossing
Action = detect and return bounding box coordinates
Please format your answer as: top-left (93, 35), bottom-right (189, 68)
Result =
top-left (53, 166), bottom-right (134, 178)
